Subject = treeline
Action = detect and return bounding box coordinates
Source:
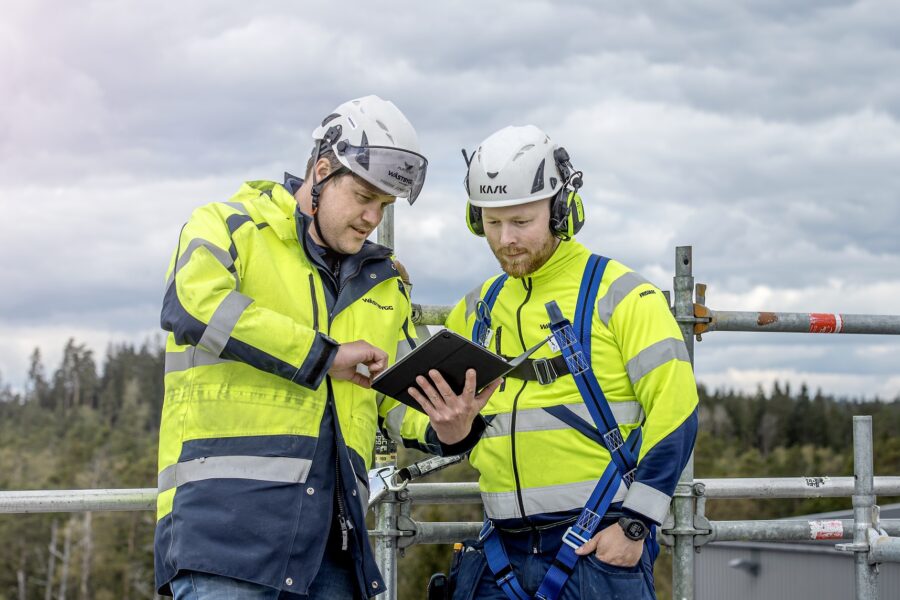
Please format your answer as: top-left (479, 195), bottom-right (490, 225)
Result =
top-left (0, 339), bottom-right (898, 599)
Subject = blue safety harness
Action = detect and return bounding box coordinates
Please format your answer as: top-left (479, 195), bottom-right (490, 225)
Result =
top-left (472, 255), bottom-right (654, 600)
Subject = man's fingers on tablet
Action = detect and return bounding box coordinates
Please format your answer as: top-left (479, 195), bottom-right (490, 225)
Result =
top-left (417, 375), bottom-right (444, 405)
top-left (430, 370), bottom-right (456, 399)
top-left (463, 369), bottom-right (477, 396)
top-left (408, 386), bottom-right (433, 413)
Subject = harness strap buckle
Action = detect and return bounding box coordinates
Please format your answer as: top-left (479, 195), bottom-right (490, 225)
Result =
top-left (603, 428), bottom-right (625, 452)
top-left (532, 358), bottom-right (558, 385)
top-left (561, 526), bottom-right (591, 551)
top-left (564, 351), bottom-right (590, 376)
top-left (622, 468), bottom-right (637, 487)
top-left (496, 570), bottom-right (515, 586)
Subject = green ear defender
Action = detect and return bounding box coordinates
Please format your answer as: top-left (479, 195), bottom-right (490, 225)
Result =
top-left (466, 202), bottom-right (485, 237)
top-left (549, 190), bottom-right (584, 240)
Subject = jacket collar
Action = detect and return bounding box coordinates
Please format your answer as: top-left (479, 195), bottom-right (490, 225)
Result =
top-left (235, 180), bottom-right (300, 241)
top-left (515, 238), bottom-right (590, 283)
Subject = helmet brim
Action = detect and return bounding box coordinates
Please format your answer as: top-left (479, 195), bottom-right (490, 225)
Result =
top-left (337, 143), bottom-right (428, 205)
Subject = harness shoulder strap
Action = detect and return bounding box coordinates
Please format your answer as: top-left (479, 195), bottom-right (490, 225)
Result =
top-left (472, 274), bottom-right (508, 346)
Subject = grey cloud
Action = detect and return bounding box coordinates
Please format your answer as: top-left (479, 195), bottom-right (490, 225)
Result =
top-left (1, 0), bottom-right (898, 395)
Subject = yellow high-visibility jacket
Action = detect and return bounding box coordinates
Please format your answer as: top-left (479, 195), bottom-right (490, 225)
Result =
top-left (155, 180), bottom-right (414, 597)
top-left (382, 239), bottom-right (698, 527)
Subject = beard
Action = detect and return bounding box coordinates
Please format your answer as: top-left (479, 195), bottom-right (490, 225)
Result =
top-left (314, 211), bottom-right (371, 255)
top-left (490, 235), bottom-right (559, 278)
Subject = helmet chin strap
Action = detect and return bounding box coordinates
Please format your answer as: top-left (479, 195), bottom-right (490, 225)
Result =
top-left (308, 138), bottom-right (349, 252)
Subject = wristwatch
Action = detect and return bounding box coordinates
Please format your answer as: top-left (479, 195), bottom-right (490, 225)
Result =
top-left (618, 517), bottom-right (650, 541)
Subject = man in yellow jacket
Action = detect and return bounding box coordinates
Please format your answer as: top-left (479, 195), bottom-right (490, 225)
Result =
top-left (154, 96), bottom-right (489, 600)
top-left (383, 125), bottom-right (699, 599)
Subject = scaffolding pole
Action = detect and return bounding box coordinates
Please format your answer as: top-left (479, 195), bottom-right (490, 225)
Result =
top-left (7, 478), bottom-right (900, 514)
top-left (853, 416), bottom-right (879, 598)
top-left (705, 311), bottom-right (900, 335)
top-left (673, 246), bottom-right (698, 600)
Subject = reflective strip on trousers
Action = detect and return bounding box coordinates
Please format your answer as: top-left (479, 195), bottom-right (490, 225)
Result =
top-left (157, 455), bottom-right (313, 493)
top-left (482, 401), bottom-right (643, 439)
top-left (482, 479), bottom-right (627, 521)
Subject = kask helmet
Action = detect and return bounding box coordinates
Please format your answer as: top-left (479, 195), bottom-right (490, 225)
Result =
top-left (464, 125), bottom-right (585, 239)
top-left (466, 125), bottom-right (569, 207)
top-left (311, 95), bottom-right (427, 204)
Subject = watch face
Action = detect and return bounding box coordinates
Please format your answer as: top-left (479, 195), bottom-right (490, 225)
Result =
top-left (623, 519), bottom-right (646, 540)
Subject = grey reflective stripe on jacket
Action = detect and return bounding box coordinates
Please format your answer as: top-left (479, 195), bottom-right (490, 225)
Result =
top-left (625, 337), bottom-right (691, 385)
top-left (482, 479), bottom-right (628, 520)
top-left (157, 455), bottom-right (313, 493)
top-left (482, 401), bottom-right (644, 439)
top-left (596, 271), bottom-right (649, 326)
top-left (622, 481), bottom-right (673, 525)
top-left (165, 237), bottom-right (240, 292)
top-left (164, 346), bottom-right (231, 374)
top-left (197, 291), bottom-right (254, 356)
top-left (383, 403), bottom-right (407, 441)
top-left (464, 283), bottom-right (484, 320)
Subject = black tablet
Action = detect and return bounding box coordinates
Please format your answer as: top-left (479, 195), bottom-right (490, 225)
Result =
top-left (372, 329), bottom-right (513, 413)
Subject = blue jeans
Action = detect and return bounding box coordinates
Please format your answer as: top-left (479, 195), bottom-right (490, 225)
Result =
top-left (171, 546), bottom-right (359, 600)
top-left (450, 522), bottom-right (657, 600)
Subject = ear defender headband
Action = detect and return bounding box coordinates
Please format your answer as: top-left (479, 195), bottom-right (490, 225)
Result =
top-left (462, 147), bottom-right (585, 239)
top-left (548, 147), bottom-right (585, 241)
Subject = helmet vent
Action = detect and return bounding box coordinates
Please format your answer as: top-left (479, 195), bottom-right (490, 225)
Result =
top-left (512, 144), bottom-right (535, 162)
top-left (487, 172), bottom-right (499, 179)
top-left (531, 158), bottom-right (546, 194)
top-left (376, 119), bottom-right (389, 131)
top-left (347, 116), bottom-right (357, 129)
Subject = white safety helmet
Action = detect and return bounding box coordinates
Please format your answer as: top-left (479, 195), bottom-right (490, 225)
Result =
top-left (311, 95), bottom-right (427, 204)
top-left (465, 125), bottom-right (569, 208)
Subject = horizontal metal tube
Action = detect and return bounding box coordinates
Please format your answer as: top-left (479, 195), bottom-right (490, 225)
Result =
top-left (411, 303), bottom-right (452, 326)
top-left (5, 477), bottom-right (900, 513)
top-left (407, 521), bottom-right (482, 545)
top-left (0, 489), bottom-right (156, 513)
top-left (706, 520), bottom-right (900, 543)
top-left (870, 535), bottom-right (900, 563)
top-left (405, 482), bottom-right (481, 504)
top-left (380, 520), bottom-right (900, 548)
top-left (708, 310), bottom-right (900, 335)
top-left (697, 477), bottom-right (900, 498)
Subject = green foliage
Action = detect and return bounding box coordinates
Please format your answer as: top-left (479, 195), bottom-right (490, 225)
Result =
top-left (0, 339), bottom-right (162, 599)
top-left (1, 342), bottom-right (898, 599)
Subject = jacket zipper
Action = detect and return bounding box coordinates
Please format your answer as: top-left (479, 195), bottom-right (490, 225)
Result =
top-left (495, 326), bottom-right (506, 392)
top-left (335, 453), bottom-right (351, 551)
top-left (509, 380), bottom-right (530, 525)
top-left (308, 274), bottom-right (320, 331)
top-left (324, 256), bottom-right (387, 550)
top-left (510, 278), bottom-right (533, 525)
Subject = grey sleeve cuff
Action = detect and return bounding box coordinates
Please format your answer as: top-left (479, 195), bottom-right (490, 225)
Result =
top-left (291, 333), bottom-right (340, 390)
top-left (621, 481), bottom-right (673, 525)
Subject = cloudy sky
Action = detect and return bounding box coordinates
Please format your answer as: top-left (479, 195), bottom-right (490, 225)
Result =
top-left (1, 0), bottom-right (898, 399)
